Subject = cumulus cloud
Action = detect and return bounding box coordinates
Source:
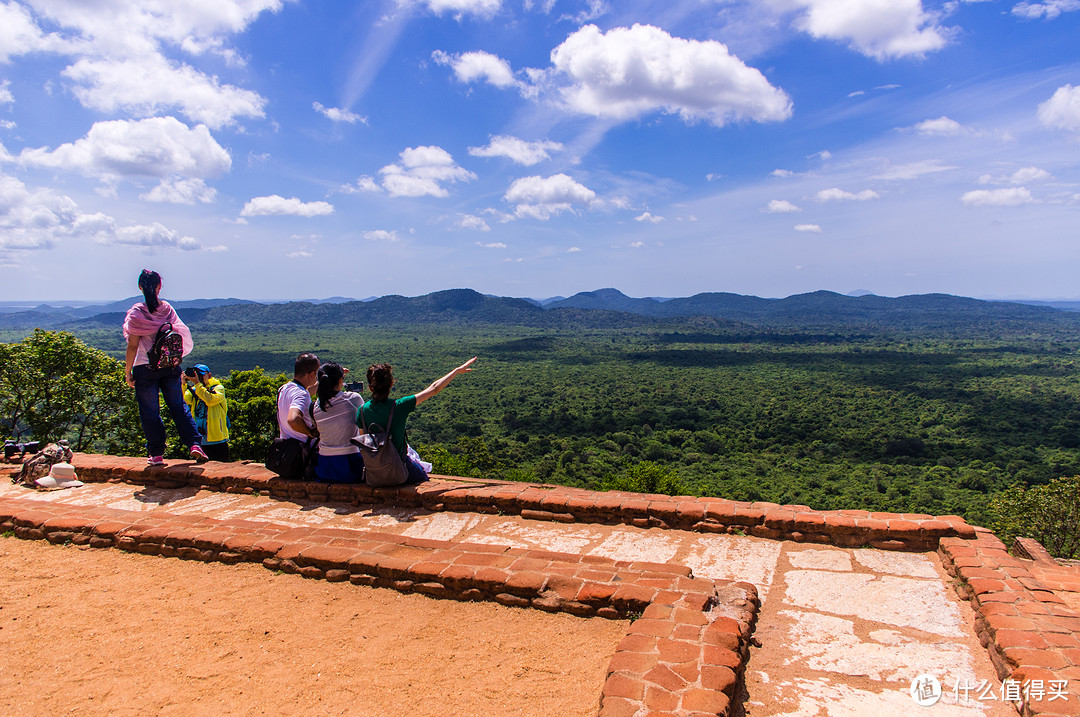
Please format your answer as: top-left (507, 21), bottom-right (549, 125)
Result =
top-left (0, 80), bottom-right (12, 105)
top-left (634, 211), bottom-right (664, 223)
top-left (794, 223), bottom-right (823, 233)
top-left (17, 117), bottom-right (231, 183)
top-left (978, 167), bottom-right (1051, 185)
top-left (0, 2), bottom-right (281, 128)
top-left (549, 24), bottom-right (792, 126)
top-left (772, 169), bottom-right (795, 178)
top-left (767, 199), bottom-right (801, 213)
top-left (914, 116), bottom-right (966, 136)
top-left (504, 173), bottom-right (596, 220)
top-left (1038, 84), bottom-right (1080, 132)
top-left (140, 177), bottom-right (217, 204)
top-left (363, 229), bottom-right (399, 241)
top-left (313, 102), bottom-right (366, 124)
top-left (402, 0), bottom-right (502, 18)
top-left (456, 213), bottom-right (491, 231)
top-left (432, 50), bottom-right (516, 88)
top-left (340, 175), bottom-right (382, 194)
top-left (961, 187), bottom-right (1035, 206)
top-left (0, 172), bottom-right (203, 251)
top-left (468, 135), bottom-right (562, 165)
top-left (815, 188), bottom-right (880, 202)
top-left (476, 241), bottom-right (506, 248)
top-left (1012, 0), bottom-right (1080, 20)
top-left (378, 145), bottom-right (476, 198)
top-left (241, 195), bottom-right (335, 217)
top-left (872, 159), bottom-right (957, 180)
top-left (784, 0), bottom-right (952, 60)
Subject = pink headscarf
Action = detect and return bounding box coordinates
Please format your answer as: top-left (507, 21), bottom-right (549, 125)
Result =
top-left (122, 300), bottom-right (194, 356)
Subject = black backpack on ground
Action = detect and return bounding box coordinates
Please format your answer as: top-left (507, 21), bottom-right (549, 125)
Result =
top-left (148, 322), bottom-right (184, 370)
top-left (353, 402), bottom-right (408, 487)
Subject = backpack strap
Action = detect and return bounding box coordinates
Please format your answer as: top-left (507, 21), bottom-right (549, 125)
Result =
top-left (360, 400), bottom-right (395, 436)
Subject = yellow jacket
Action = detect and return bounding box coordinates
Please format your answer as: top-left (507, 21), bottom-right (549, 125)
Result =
top-left (183, 377), bottom-right (229, 443)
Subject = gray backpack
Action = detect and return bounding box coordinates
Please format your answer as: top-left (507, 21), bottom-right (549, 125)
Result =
top-left (353, 402), bottom-right (408, 487)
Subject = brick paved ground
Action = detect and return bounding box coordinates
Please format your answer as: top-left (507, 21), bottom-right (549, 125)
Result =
top-left (3, 454), bottom-right (1076, 715)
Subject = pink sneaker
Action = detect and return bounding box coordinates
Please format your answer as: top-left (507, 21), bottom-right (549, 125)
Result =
top-left (189, 445), bottom-right (209, 463)
top-left (147, 455), bottom-right (165, 467)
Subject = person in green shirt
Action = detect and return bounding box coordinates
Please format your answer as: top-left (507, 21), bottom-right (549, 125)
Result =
top-left (358, 357), bottom-right (477, 484)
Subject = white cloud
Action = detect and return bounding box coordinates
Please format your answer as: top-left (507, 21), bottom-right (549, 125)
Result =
top-left (313, 102), bottom-right (366, 124)
top-left (979, 167), bottom-right (1052, 185)
top-left (961, 187), bottom-right (1035, 206)
top-left (432, 50), bottom-right (516, 88)
top-left (794, 223), bottom-right (823, 233)
top-left (772, 169), bottom-right (795, 178)
top-left (286, 249), bottom-right (312, 258)
top-left (62, 55), bottom-right (265, 129)
top-left (634, 211), bottom-right (664, 223)
top-left (0, 1), bottom-right (281, 128)
top-left (378, 145), bottom-right (476, 198)
top-left (456, 214), bottom-right (491, 231)
top-left (140, 177), bottom-right (217, 204)
top-left (363, 229), bottom-right (399, 241)
top-left (0, 80), bottom-right (12, 105)
top-left (549, 24), bottom-right (792, 126)
top-left (706, 173), bottom-right (723, 182)
top-left (767, 199), bottom-right (801, 213)
top-left (111, 221), bottom-right (202, 250)
top-left (504, 173), bottom-right (596, 220)
top-left (1012, 1), bottom-right (1080, 20)
top-left (340, 175), bottom-right (382, 194)
top-left (468, 135), bottom-right (562, 165)
top-left (17, 117), bottom-right (231, 185)
top-left (872, 159), bottom-right (957, 180)
top-left (241, 195), bottom-right (335, 217)
top-left (1038, 84), bottom-right (1080, 132)
top-left (785, 0), bottom-right (953, 60)
top-left (476, 241), bottom-right (506, 248)
top-left (815, 188), bottom-right (880, 202)
top-left (628, 241), bottom-right (645, 248)
top-left (914, 116), bottom-right (966, 136)
top-left (403, 0), bottom-right (502, 18)
top-left (567, 246), bottom-right (581, 252)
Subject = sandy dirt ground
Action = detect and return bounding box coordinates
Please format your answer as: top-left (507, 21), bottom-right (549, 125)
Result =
top-left (0, 537), bottom-right (628, 717)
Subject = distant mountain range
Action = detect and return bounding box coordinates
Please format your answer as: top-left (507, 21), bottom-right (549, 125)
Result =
top-left (2, 288), bottom-right (1079, 337)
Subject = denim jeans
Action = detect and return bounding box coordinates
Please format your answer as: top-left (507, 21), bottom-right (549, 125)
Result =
top-left (133, 364), bottom-right (202, 457)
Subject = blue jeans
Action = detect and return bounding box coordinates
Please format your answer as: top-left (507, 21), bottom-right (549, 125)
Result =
top-left (315, 452), bottom-right (364, 483)
top-left (404, 456), bottom-right (428, 485)
top-left (133, 364), bottom-right (202, 457)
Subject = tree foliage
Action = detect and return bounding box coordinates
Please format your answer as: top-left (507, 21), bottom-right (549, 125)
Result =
top-left (988, 476), bottom-right (1080, 559)
top-left (0, 330), bottom-right (141, 452)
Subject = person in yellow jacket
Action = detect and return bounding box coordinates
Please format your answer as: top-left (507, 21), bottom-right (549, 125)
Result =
top-left (182, 363), bottom-right (230, 462)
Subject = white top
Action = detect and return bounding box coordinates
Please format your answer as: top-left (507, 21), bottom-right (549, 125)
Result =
top-left (311, 390), bottom-right (364, 456)
top-left (277, 380), bottom-right (314, 441)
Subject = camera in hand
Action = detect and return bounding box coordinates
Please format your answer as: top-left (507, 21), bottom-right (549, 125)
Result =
top-left (345, 381), bottom-right (364, 392)
top-left (184, 366), bottom-right (198, 378)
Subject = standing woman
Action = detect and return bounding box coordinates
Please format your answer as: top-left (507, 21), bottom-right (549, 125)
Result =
top-left (359, 357), bottom-right (477, 485)
top-left (123, 269), bottom-right (208, 466)
top-left (310, 362), bottom-right (365, 483)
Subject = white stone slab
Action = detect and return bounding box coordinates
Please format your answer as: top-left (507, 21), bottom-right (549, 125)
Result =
top-left (787, 548), bottom-right (853, 572)
top-left (770, 677), bottom-right (997, 716)
top-left (681, 534), bottom-right (783, 601)
top-left (783, 571), bottom-right (965, 637)
top-left (589, 529), bottom-right (681, 564)
top-left (853, 550), bottom-right (940, 579)
top-left (456, 519), bottom-right (603, 555)
top-left (400, 512), bottom-right (483, 541)
top-left (780, 610), bottom-right (976, 683)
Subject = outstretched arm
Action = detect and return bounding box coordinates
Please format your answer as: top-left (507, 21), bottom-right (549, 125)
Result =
top-left (414, 357), bottom-right (477, 406)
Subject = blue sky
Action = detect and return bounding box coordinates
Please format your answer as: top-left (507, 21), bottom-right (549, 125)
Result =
top-left (0, 0), bottom-right (1078, 302)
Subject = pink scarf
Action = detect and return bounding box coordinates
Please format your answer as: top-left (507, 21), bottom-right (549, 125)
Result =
top-left (122, 301), bottom-right (194, 356)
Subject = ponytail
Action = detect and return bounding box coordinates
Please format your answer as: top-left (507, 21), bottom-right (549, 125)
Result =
top-left (138, 269), bottom-right (161, 313)
top-left (316, 362), bottom-right (344, 412)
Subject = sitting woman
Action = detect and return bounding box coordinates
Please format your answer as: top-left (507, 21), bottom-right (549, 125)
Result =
top-left (359, 357), bottom-right (477, 485)
top-left (310, 362), bottom-right (365, 483)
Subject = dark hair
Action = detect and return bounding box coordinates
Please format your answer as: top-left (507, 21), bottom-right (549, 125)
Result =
top-left (367, 363), bottom-right (393, 403)
top-left (294, 352), bottom-right (320, 377)
top-left (138, 269), bottom-right (161, 313)
top-left (316, 362), bottom-right (345, 412)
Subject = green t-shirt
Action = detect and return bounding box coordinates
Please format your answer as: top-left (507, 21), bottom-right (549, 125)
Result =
top-left (358, 395), bottom-right (416, 457)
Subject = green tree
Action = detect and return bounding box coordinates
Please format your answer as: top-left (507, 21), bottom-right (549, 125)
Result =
top-left (0, 330), bottom-right (141, 453)
top-left (600, 460), bottom-right (690, 496)
top-left (988, 476), bottom-right (1080, 559)
top-left (221, 368), bottom-right (290, 460)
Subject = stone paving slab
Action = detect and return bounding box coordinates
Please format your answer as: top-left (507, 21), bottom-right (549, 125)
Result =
top-left (0, 477), bottom-right (1020, 715)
